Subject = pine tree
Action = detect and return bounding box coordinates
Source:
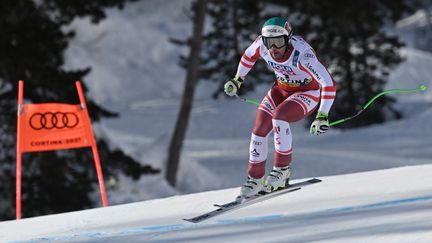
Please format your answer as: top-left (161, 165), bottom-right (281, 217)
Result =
top-left (202, 0), bottom-right (271, 98)
top-left (0, 0), bottom-right (158, 220)
top-left (283, 0), bottom-right (409, 127)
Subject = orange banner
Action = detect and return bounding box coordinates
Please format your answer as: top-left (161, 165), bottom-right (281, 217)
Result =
top-left (16, 80), bottom-right (108, 220)
top-left (18, 103), bottom-right (95, 152)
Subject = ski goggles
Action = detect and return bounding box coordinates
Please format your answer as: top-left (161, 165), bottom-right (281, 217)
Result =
top-left (262, 36), bottom-right (289, 49)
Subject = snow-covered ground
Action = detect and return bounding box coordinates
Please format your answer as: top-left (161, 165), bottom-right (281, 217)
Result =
top-left (1, 165), bottom-right (431, 242)
top-left (1, 1), bottom-right (431, 242)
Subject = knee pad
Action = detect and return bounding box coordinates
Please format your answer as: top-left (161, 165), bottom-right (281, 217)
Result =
top-left (271, 119), bottom-right (292, 154)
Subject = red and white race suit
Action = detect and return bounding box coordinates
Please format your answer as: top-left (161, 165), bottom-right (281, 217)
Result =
top-left (236, 35), bottom-right (337, 179)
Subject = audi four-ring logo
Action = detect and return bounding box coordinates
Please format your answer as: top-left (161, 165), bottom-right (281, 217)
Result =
top-left (29, 112), bottom-right (79, 130)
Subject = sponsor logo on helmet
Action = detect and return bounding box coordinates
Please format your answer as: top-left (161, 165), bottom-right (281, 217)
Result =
top-left (264, 28), bottom-right (285, 34)
top-left (262, 25), bottom-right (288, 37)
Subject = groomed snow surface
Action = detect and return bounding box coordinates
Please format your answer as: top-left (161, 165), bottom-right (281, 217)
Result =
top-left (1, 165), bottom-right (431, 242)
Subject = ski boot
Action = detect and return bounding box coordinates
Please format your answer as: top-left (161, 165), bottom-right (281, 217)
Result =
top-left (265, 166), bottom-right (292, 191)
top-left (239, 176), bottom-right (265, 198)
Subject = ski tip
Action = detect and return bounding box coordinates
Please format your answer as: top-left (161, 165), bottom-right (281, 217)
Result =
top-left (183, 218), bottom-right (197, 223)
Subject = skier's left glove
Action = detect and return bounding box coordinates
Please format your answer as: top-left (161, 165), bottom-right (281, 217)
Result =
top-left (310, 111), bottom-right (329, 135)
top-left (224, 75), bottom-right (244, 97)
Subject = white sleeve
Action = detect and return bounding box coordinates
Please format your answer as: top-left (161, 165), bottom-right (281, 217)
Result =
top-left (236, 37), bottom-right (262, 78)
top-left (299, 48), bottom-right (336, 114)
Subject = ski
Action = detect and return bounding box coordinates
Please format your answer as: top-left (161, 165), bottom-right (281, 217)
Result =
top-left (183, 178), bottom-right (322, 223)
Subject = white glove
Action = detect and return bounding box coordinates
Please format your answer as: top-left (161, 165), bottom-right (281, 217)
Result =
top-left (224, 75), bottom-right (243, 96)
top-left (310, 112), bottom-right (329, 135)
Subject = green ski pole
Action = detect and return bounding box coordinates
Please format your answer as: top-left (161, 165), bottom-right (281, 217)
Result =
top-left (329, 85), bottom-right (428, 126)
top-left (234, 94), bottom-right (261, 106)
top-left (234, 85), bottom-right (428, 127)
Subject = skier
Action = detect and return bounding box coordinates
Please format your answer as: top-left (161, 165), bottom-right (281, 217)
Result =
top-left (224, 17), bottom-right (336, 198)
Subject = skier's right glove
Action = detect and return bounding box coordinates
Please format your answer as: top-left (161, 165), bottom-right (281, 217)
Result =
top-left (224, 75), bottom-right (244, 96)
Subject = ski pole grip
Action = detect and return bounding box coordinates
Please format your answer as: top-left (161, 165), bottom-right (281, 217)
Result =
top-left (419, 85), bottom-right (428, 91)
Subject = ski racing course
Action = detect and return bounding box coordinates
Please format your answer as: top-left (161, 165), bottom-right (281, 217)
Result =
top-left (1, 165), bottom-right (431, 242)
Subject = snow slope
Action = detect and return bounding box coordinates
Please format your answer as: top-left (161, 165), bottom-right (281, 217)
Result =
top-left (1, 165), bottom-right (431, 242)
